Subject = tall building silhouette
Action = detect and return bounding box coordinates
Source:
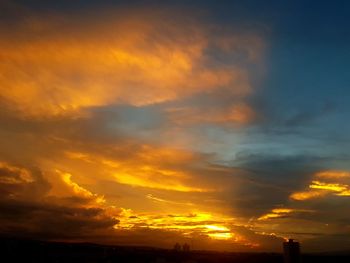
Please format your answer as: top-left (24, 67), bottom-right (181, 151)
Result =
top-left (283, 239), bottom-right (301, 263)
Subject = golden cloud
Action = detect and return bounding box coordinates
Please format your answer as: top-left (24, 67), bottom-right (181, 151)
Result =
top-left (64, 147), bottom-right (214, 193)
top-left (0, 5), bottom-right (271, 250)
top-left (0, 160), bottom-right (120, 237)
top-left (290, 170), bottom-right (350, 200)
top-left (0, 8), bottom-right (264, 118)
top-left (258, 208), bottom-right (313, 221)
top-left (289, 190), bottom-right (327, 201)
top-left (115, 208), bottom-right (237, 241)
top-left (258, 208), bottom-right (294, 221)
top-left (59, 170), bottom-right (106, 205)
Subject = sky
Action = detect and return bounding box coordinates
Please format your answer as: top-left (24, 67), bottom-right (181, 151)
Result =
top-left (0, 0), bottom-right (350, 252)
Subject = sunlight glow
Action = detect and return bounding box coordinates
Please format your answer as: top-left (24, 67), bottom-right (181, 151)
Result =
top-left (290, 170), bottom-right (350, 200)
top-left (115, 210), bottom-right (235, 240)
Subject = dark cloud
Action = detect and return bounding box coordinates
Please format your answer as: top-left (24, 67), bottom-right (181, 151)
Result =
top-left (0, 162), bottom-right (118, 241)
top-left (303, 233), bottom-right (350, 252)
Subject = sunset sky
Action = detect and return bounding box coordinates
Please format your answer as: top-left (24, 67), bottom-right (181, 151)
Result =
top-left (1, 0), bottom-right (350, 252)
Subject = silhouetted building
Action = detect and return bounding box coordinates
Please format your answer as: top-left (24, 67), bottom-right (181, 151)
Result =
top-left (283, 239), bottom-right (301, 263)
top-left (173, 242), bottom-right (181, 252)
top-left (182, 243), bottom-right (190, 252)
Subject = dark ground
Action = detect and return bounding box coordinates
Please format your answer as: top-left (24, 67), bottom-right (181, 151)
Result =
top-left (0, 237), bottom-right (349, 263)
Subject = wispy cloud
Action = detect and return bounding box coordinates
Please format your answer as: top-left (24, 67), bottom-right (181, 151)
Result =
top-left (0, 6), bottom-right (263, 119)
top-left (290, 170), bottom-right (350, 200)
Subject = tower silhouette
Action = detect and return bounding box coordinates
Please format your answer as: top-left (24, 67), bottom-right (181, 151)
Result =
top-left (283, 239), bottom-right (301, 263)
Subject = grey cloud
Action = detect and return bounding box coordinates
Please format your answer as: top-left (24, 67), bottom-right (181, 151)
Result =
top-left (0, 162), bottom-right (118, 241)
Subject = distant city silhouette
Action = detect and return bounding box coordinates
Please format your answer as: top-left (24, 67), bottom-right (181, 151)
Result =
top-left (173, 242), bottom-right (181, 252)
top-left (182, 243), bottom-right (190, 252)
top-left (1, 236), bottom-right (349, 262)
top-left (173, 243), bottom-right (190, 252)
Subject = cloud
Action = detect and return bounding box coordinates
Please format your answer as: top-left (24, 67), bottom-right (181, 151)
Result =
top-left (0, 161), bottom-right (34, 184)
top-left (0, 161), bottom-right (50, 200)
top-left (0, 159), bottom-right (288, 251)
top-left (315, 170), bottom-right (350, 179)
top-left (258, 208), bottom-right (313, 221)
top-left (0, 1), bottom-right (299, 252)
top-left (290, 190), bottom-right (327, 201)
top-left (166, 103), bottom-right (257, 125)
top-left (290, 170), bottom-right (350, 201)
top-left (0, 5), bottom-right (263, 119)
top-left (62, 146), bottom-right (219, 193)
top-left (0, 161), bottom-right (119, 240)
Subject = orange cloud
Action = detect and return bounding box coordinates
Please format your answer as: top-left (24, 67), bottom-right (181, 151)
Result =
top-left (0, 160), bottom-right (120, 239)
top-left (289, 190), bottom-right (327, 201)
top-left (59, 171), bottom-right (106, 205)
top-left (62, 145), bottom-right (219, 193)
top-left (258, 208), bottom-right (313, 221)
top-left (0, 161), bottom-right (34, 184)
top-left (290, 170), bottom-right (350, 200)
top-left (115, 208), bottom-right (237, 241)
top-left (309, 180), bottom-right (348, 192)
top-left (146, 194), bottom-right (194, 206)
top-left (258, 208), bottom-right (294, 221)
top-left (0, 8), bottom-right (263, 117)
top-left (0, 5), bottom-right (269, 250)
top-left (315, 170), bottom-right (350, 179)
top-left (167, 103), bottom-right (257, 125)
top-left (0, 157), bottom-right (277, 250)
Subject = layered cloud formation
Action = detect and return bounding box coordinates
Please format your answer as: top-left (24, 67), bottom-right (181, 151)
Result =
top-left (1, 0), bottom-right (350, 252)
